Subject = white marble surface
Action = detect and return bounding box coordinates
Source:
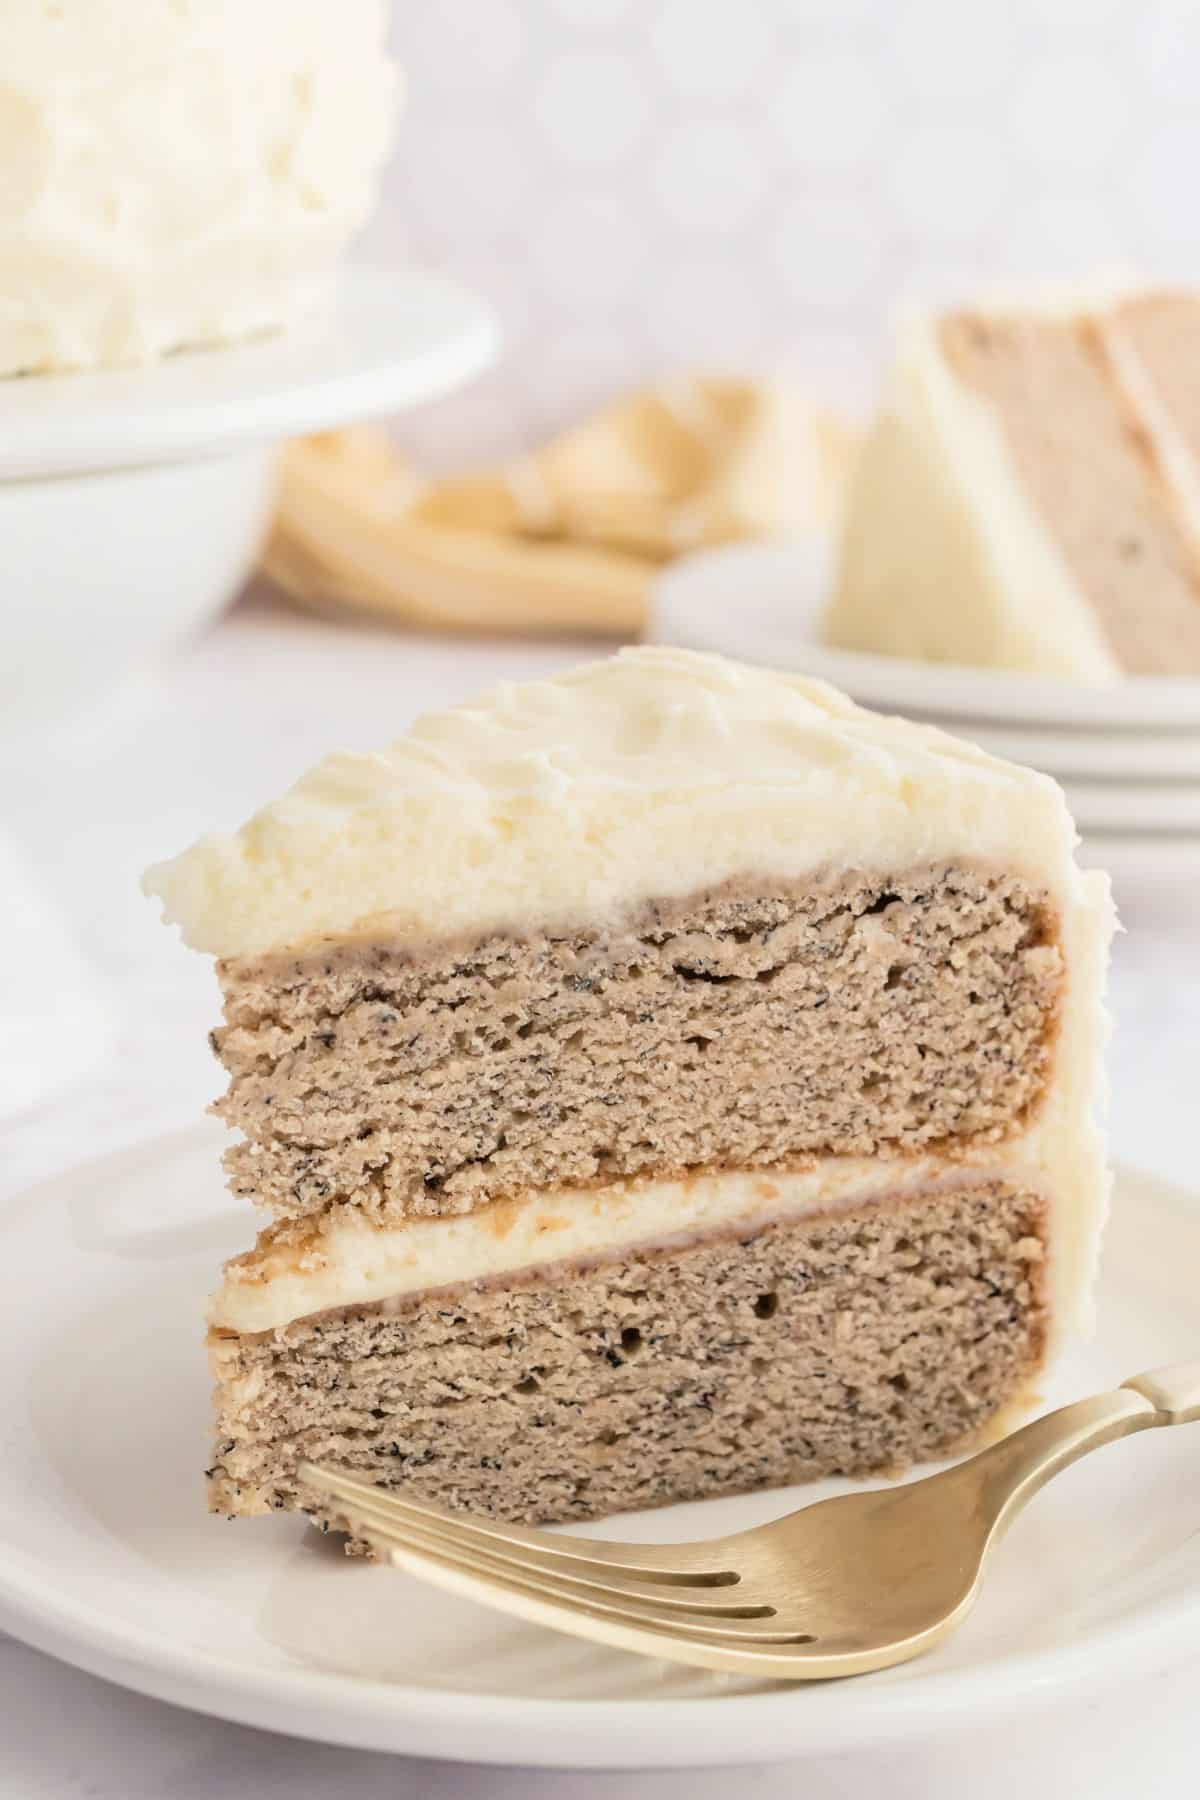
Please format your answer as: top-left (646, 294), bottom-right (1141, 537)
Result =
top-left (3, 599), bottom-right (1198, 1797)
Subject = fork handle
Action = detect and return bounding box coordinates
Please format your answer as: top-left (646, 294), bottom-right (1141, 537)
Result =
top-left (1121, 1362), bottom-right (1200, 1425)
top-left (964, 1359), bottom-right (1200, 1539)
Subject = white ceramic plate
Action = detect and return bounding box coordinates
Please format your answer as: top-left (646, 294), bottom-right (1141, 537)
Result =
top-left (924, 719), bottom-right (1200, 782)
top-left (1062, 781), bottom-right (1200, 832)
top-left (650, 543), bottom-right (1200, 731)
top-left (1, 1127), bottom-right (1198, 1769)
top-left (1, 267), bottom-right (499, 479)
top-left (1077, 832), bottom-right (1200, 893)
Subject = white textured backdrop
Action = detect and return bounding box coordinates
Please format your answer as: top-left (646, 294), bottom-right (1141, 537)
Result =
top-left (359, 0), bottom-right (1200, 463)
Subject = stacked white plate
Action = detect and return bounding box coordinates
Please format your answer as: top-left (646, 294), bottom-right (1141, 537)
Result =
top-left (651, 543), bottom-right (1200, 901)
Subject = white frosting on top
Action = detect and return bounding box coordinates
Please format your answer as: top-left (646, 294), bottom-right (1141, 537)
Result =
top-left (0, 1), bottom-right (397, 376)
top-left (144, 646), bottom-right (1088, 958)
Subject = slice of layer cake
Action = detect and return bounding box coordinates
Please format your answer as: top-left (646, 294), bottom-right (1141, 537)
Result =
top-left (825, 289), bottom-right (1200, 680)
top-left (144, 648), bottom-right (1114, 1541)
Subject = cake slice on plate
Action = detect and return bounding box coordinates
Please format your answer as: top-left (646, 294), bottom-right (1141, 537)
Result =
top-left (144, 648), bottom-right (1114, 1541)
top-left (826, 289), bottom-right (1200, 680)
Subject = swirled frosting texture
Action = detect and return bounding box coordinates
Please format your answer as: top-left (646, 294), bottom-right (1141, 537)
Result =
top-left (144, 646), bottom-right (1092, 958)
top-left (0, 1), bottom-right (397, 375)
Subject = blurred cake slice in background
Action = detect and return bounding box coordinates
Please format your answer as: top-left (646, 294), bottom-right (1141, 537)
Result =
top-left (825, 289), bottom-right (1200, 681)
top-left (1, 0), bottom-right (398, 375)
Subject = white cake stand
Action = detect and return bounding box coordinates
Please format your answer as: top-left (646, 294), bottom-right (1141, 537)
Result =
top-left (1, 266), bottom-right (498, 481)
top-left (1, 267), bottom-right (499, 1121)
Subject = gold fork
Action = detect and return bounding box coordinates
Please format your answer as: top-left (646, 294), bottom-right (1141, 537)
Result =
top-left (300, 1361), bottom-right (1199, 1682)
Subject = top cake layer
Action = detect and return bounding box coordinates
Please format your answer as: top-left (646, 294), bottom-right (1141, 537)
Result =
top-left (144, 646), bottom-right (1084, 958)
top-left (1, 0), bottom-right (397, 376)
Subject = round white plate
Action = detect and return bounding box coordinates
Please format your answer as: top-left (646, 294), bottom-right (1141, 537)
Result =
top-left (650, 543), bottom-right (1200, 731)
top-left (925, 719), bottom-right (1200, 782)
top-left (2, 1129), bottom-right (1198, 1769)
top-left (1, 268), bottom-right (499, 480)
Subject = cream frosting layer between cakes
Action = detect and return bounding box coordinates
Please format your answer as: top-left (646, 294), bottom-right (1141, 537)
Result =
top-left (145, 646), bottom-right (1093, 958)
top-left (210, 1158), bottom-right (934, 1333)
top-left (210, 1054), bottom-right (1105, 1351)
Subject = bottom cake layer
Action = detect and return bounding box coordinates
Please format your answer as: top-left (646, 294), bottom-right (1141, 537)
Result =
top-left (207, 1178), bottom-right (1049, 1542)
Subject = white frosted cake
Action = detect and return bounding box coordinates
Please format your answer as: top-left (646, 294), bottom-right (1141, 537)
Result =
top-left (145, 648), bottom-right (1114, 1541)
top-left (826, 289), bottom-right (1200, 680)
top-left (1, 0), bottom-right (398, 376)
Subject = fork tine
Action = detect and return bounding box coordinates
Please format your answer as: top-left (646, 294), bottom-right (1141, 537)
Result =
top-left (316, 1483), bottom-right (772, 1618)
top-left (375, 1523), bottom-right (817, 1653)
top-left (299, 1462), bottom-right (737, 1586)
